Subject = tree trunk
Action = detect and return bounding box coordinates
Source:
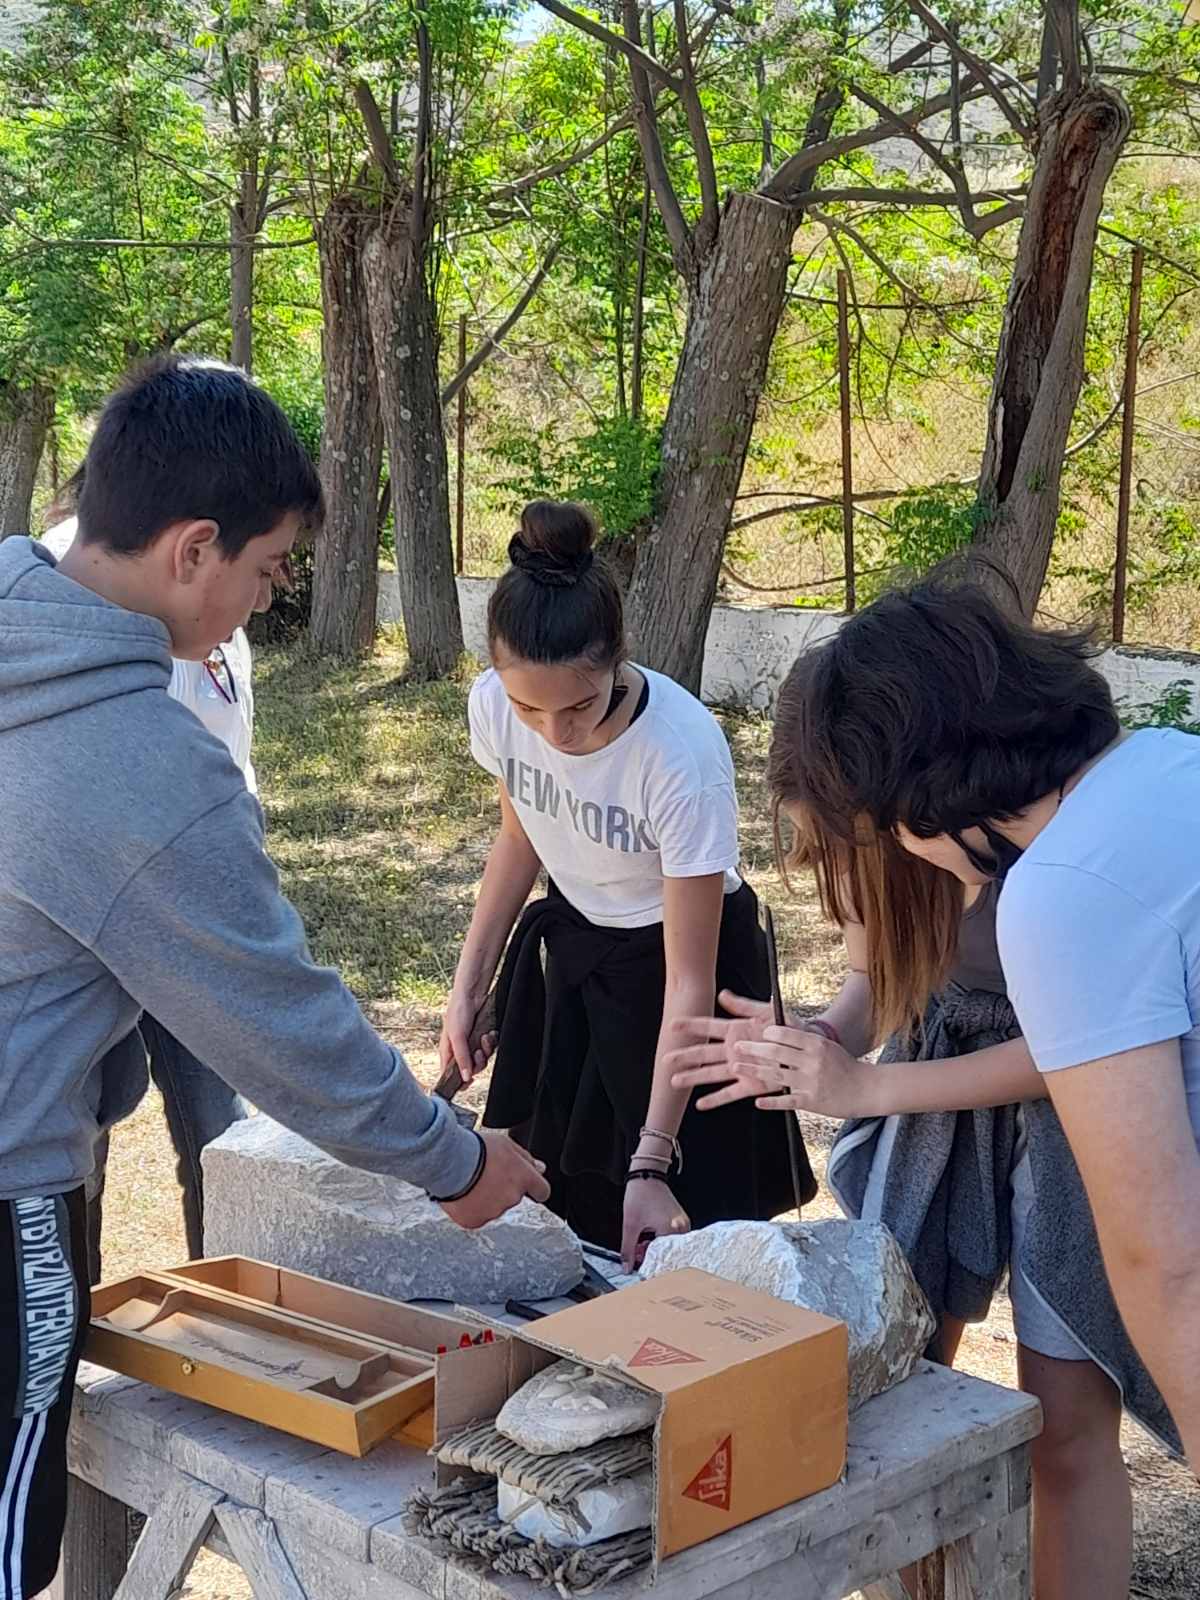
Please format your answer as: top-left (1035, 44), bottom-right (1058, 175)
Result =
top-left (625, 191), bottom-right (796, 691)
top-left (310, 197), bottom-right (385, 659)
top-left (0, 381), bottom-right (53, 536)
top-left (971, 83), bottom-right (1130, 614)
top-left (229, 175), bottom-right (256, 373)
top-left (362, 217), bottom-right (463, 680)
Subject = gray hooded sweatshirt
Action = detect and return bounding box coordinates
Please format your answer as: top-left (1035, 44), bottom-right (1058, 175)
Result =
top-left (0, 537), bottom-right (479, 1201)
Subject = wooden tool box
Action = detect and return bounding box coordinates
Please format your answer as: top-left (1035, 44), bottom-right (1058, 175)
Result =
top-left (87, 1256), bottom-right (485, 1457)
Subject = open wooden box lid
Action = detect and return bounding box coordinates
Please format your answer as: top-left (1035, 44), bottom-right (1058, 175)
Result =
top-left (88, 1257), bottom-right (490, 1457)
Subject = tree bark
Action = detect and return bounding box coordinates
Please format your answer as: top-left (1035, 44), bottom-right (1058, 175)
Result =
top-left (362, 215), bottom-right (463, 679)
top-left (0, 381), bottom-right (54, 537)
top-left (310, 197), bottom-right (385, 659)
top-left (625, 191), bottom-right (796, 691)
top-left (972, 83), bottom-right (1130, 614)
top-left (229, 176), bottom-right (256, 373)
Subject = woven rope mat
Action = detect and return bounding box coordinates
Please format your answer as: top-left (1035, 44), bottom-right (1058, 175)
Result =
top-left (405, 1479), bottom-right (653, 1596)
top-left (435, 1422), bottom-right (652, 1504)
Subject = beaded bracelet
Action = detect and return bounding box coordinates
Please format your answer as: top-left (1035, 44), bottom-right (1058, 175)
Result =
top-left (637, 1124), bottom-right (683, 1174)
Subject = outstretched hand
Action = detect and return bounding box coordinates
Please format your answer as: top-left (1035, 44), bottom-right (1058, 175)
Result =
top-left (667, 991), bottom-right (880, 1121)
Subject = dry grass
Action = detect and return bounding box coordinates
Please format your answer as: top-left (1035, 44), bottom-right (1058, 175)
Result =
top-left (97, 637), bottom-right (1199, 1597)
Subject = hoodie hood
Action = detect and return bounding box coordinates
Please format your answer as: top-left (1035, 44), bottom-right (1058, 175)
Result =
top-left (0, 536), bottom-right (172, 733)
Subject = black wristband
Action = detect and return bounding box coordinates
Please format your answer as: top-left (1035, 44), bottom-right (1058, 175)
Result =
top-left (429, 1131), bottom-right (487, 1203)
top-left (626, 1168), bottom-right (669, 1185)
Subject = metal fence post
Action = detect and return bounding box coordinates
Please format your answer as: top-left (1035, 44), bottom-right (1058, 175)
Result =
top-left (1113, 247), bottom-right (1144, 644)
top-left (837, 269), bottom-right (855, 612)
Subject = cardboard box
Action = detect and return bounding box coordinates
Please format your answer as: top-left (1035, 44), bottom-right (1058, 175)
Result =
top-left (88, 1260), bottom-right (485, 1456)
top-left (435, 1267), bottom-right (848, 1563)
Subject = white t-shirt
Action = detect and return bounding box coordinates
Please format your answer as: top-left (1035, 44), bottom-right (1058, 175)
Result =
top-left (468, 666), bottom-right (741, 928)
top-left (997, 729), bottom-right (1200, 1146)
top-left (40, 518), bottom-right (257, 793)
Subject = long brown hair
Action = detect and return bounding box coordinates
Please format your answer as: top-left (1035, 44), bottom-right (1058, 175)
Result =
top-left (768, 676), bottom-right (961, 1045)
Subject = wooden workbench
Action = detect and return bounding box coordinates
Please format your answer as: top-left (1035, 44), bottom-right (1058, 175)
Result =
top-left (51, 1357), bottom-right (1039, 1600)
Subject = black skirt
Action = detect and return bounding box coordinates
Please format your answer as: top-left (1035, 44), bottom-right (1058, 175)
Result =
top-left (483, 880), bottom-right (814, 1251)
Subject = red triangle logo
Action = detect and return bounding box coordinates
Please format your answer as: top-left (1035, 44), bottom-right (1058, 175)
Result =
top-left (684, 1437), bottom-right (733, 1512)
top-left (629, 1336), bottom-right (703, 1368)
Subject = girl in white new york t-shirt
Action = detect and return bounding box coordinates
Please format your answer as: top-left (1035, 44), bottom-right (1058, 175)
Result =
top-left (441, 501), bottom-right (807, 1267)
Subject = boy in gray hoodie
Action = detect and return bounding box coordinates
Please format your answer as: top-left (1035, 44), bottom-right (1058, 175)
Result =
top-left (0, 355), bottom-right (547, 1598)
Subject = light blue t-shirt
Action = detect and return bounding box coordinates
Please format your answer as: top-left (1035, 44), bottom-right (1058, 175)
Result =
top-left (997, 729), bottom-right (1200, 1146)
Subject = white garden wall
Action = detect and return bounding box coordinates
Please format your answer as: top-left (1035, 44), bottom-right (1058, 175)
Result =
top-left (377, 572), bottom-right (1200, 721)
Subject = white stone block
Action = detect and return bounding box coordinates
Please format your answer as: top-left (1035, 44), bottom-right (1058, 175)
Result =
top-left (201, 1115), bottom-right (583, 1303)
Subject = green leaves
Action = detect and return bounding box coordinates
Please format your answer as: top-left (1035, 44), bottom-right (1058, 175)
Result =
top-left (490, 412), bottom-right (662, 540)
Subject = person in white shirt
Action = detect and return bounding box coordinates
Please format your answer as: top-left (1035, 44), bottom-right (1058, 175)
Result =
top-left (441, 500), bottom-right (812, 1270)
top-left (42, 503), bottom-right (258, 1275)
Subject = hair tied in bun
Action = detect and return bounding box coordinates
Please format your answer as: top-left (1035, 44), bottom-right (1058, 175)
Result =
top-left (508, 535), bottom-right (594, 588)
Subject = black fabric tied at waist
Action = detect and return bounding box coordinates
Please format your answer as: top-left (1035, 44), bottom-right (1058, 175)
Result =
top-left (483, 881), bottom-right (809, 1252)
top-left (827, 981), bottom-right (1181, 1457)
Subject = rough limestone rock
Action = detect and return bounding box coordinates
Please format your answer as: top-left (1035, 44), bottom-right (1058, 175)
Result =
top-left (640, 1219), bottom-right (934, 1409)
top-left (495, 1361), bottom-right (659, 1455)
top-left (202, 1116), bottom-right (583, 1303)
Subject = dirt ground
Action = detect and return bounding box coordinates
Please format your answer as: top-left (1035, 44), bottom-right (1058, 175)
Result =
top-left (91, 642), bottom-right (1198, 1597)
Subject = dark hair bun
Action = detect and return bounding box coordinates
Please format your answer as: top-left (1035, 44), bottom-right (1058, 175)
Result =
top-left (508, 501), bottom-right (597, 587)
top-left (488, 499), bottom-right (624, 666)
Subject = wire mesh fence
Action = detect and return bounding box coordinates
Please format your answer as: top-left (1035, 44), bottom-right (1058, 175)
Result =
top-left (449, 249), bottom-right (1200, 656)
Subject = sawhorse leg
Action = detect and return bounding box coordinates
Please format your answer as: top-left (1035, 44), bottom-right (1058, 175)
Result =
top-left (46, 1477), bottom-right (134, 1600)
top-left (860, 1441), bottom-right (1032, 1600)
top-left (45, 1472), bottom-right (310, 1600)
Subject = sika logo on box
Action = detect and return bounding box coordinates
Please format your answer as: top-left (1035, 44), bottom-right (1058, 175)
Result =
top-left (629, 1336), bottom-right (703, 1368)
top-left (684, 1437), bottom-right (733, 1512)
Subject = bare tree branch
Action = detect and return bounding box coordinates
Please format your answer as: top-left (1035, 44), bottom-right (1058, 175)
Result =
top-left (851, 79), bottom-right (979, 231)
top-left (783, 184), bottom-right (1025, 210)
top-left (441, 243), bottom-right (561, 405)
top-left (905, 0), bottom-right (1031, 136)
top-left (1098, 223), bottom-right (1200, 285)
top-left (0, 233), bottom-right (313, 254)
top-left (780, 0), bottom-right (854, 208)
top-left (729, 479), bottom-right (974, 530)
top-left (411, 16), bottom-right (433, 248)
top-left (1037, 9), bottom-right (1061, 101)
top-left (354, 79), bottom-right (402, 191)
top-left (970, 201), bottom-right (1024, 236)
top-left (1047, 0), bottom-right (1082, 98)
top-left (674, 0), bottom-right (719, 253)
top-left (722, 557), bottom-right (891, 591)
top-left (753, 51), bottom-right (774, 183)
top-left (810, 208), bottom-right (995, 360)
top-left (764, 76), bottom-right (989, 201)
top-left (536, 0), bottom-right (681, 92)
top-left (1097, 65), bottom-right (1200, 98)
top-left (485, 112), bottom-right (636, 204)
top-left (890, 36), bottom-right (937, 74)
top-left (620, 0), bottom-right (693, 276)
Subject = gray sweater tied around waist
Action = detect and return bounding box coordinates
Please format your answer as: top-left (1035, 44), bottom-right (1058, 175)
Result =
top-left (826, 982), bottom-right (1180, 1457)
